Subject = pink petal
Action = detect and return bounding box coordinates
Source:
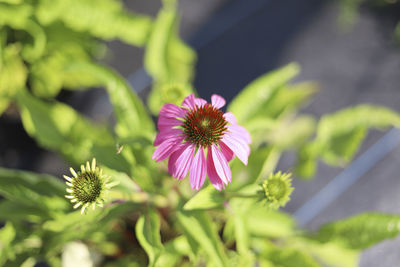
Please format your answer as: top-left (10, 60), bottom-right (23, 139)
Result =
top-left (160, 104), bottom-right (187, 118)
top-left (190, 146), bottom-right (207, 190)
top-left (227, 125), bottom-right (251, 144)
top-left (154, 128), bottom-right (184, 146)
top-left (223, 112), bottom-right (237, 125)
top-left (152, 135), bottom-right (185, 162)
top-left (221, 135), bottom-right (249, 165)
top-left (157, 116), bottom-right (182, 130)
top-left (211, 94), bottom-right (226, 109)
top-left (182, 94), bottom-right (196, 110)
top-left (206, 150), bottom-right (225, 191)
top-left (169, 143), bottom-right (195, 180)
top-left (211, 144), bottom-right (231, 184)
top-left (182, 93), bottom-right (207, 110)
top-left (219, 141), bottom-right (235, 162)
top-left (195, 98), bottom-right (207, 107)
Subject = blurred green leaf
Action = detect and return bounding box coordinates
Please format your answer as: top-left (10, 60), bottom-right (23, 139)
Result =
top-left (228, 63), bottom-right (300, 124)
top-left (0, 3), bottom-right (32, 27)
top-left (257, 82), bottom-right (318, 119)
top-left (0, 222), bottom-right (16, 265)
top-left (145, 2), bottom-right (196, 83)
top-left (267, 247), bottom-right (321, 267)
top-left (136, 208), bottom-right (163, 267)
top-left (296, 105), bottom-right (400, 178)
top-left (0, 44), bottom-right (27, 114)
top-left (65, 62), bottom-right (155, 139)
top-left (183, 185), bottom-right (224, 211)
top-left (256, 115), bottom-right (316, 149)
top-left (159, 235), bottom-right (192, 265)
top-left (295, 238), bottom-right (359, 267)
top-left (36, 0), bottom-right (152, 46)
top-left (177, 209), bottom-right (228, 267)
top-left (314, 212), bottom-right (400, 249)
top-left (230, 199), bottom-right (252, 260)
top-left (148, 83), bottom-right (193, 115)
top-left (247, 206), bottom-right (295, 239)
top-left (0, 4), bottom-right (46, 61)
top-left (16, 90), bottom-right (132, 172)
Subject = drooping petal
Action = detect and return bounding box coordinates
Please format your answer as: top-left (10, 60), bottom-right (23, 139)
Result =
top-left (157, 116), bottom-right (182, 130)
top-left (206, 150), bottom-right (225, 191)
top-left (227, 124), bottom-right (251, 144)
top-left (152, 135), bottom-right (185, 162)
top-left (223, 112), bottom-right (237, 125)
top-left (221, 135), bottom-right (249, 165)
top-left (219, 141), bottom-right (235, 162)
top-left (211, 94), bottom-right (226, 109)
top-left (160, 103), bottom-right (187, 118)
top-left (169, 143), bottom-right (196, 180)
top-left (154, 128), bottom-right (184, 146)
top-left (211, 144), bottom-right (231, 184)
top-left (190, 146), bottom-right (207, 190)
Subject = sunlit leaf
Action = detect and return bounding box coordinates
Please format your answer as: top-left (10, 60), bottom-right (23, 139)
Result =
top-left (16, 90), bottom-right (132, 173)
top-left (144, 1), bottom-right (196, 83)
top-left (266, 247), bottom-right (321, 267)
top-left (177, 209), bottom-right (228, 267)
top-left (296, 105), bottom-right (400, 177)
top-left (0, 222), bottom-right (16, 265)
top-left (36, 0), bottom-right (152, 46)
top-left (64, 62), bottom-right (155, 139)
top-left (136, 208), bottom-right (163, 267)
top-left (314, 213), bottom-right (400, 249)
top-left (0, 44), bottom-right (27, 114)
top-left (228, 63), bottom-right (300, 123)
top-left (183, 185), bottom-right (224, 211)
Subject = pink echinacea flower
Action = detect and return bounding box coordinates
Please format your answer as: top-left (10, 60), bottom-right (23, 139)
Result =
top-left (152, 94), bottom-right (251, 190)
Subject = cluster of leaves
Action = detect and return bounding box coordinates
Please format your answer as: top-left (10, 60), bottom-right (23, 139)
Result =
top-left (1, 0), bottom-right (400, 266)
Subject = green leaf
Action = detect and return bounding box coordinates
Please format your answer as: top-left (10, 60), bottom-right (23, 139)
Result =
top-left (144, 2), bottom-right (196, 83)
top-left (296, 105), bottom-right (400, 177)
top-left (258, 115), bottom-right (316, 149)
top-left (247, 206), bottom-right (295, 238)
top-left (314, 212), bottom-right (400, 249)
top-left (257, 82), bottom-right (318, 119)
top-left (227, 63), bottom-right (300, 123)
top-left (183, 185), bottom-right (224, 210)
top-left (157, 236), bottom-right (192, 267)
top-left (0, 44), bottom-right (27, 114)
top-left (16, 90), bottom-right (132, 173)
top-left (0, 167), bottom-right (69, 223)
top-left (267, 247), bottom-right (321, 267)
top-left (65, 62), bottom-right (155, 139)
top-left (148, 83), bottom-right (194, 115)
top-left (296, 238), bottom-right (359, 267)
top-left (177, 209), bottom-right (228, 267)
top-left (36, 0), bottom-right (152, 46)
top-left (136, 208), bottom-right (163, 267)
top-left (0, 222), bottom-right (16, 265)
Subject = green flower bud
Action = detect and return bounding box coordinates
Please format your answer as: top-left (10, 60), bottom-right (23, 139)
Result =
top-left (258, 171), bottom-right (294, 209)
top-left (64, 158), bottom-right (116, 214)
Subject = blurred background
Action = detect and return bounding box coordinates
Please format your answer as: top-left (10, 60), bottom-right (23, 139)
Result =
top-left (2, 0), bottom-right (400, 266)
